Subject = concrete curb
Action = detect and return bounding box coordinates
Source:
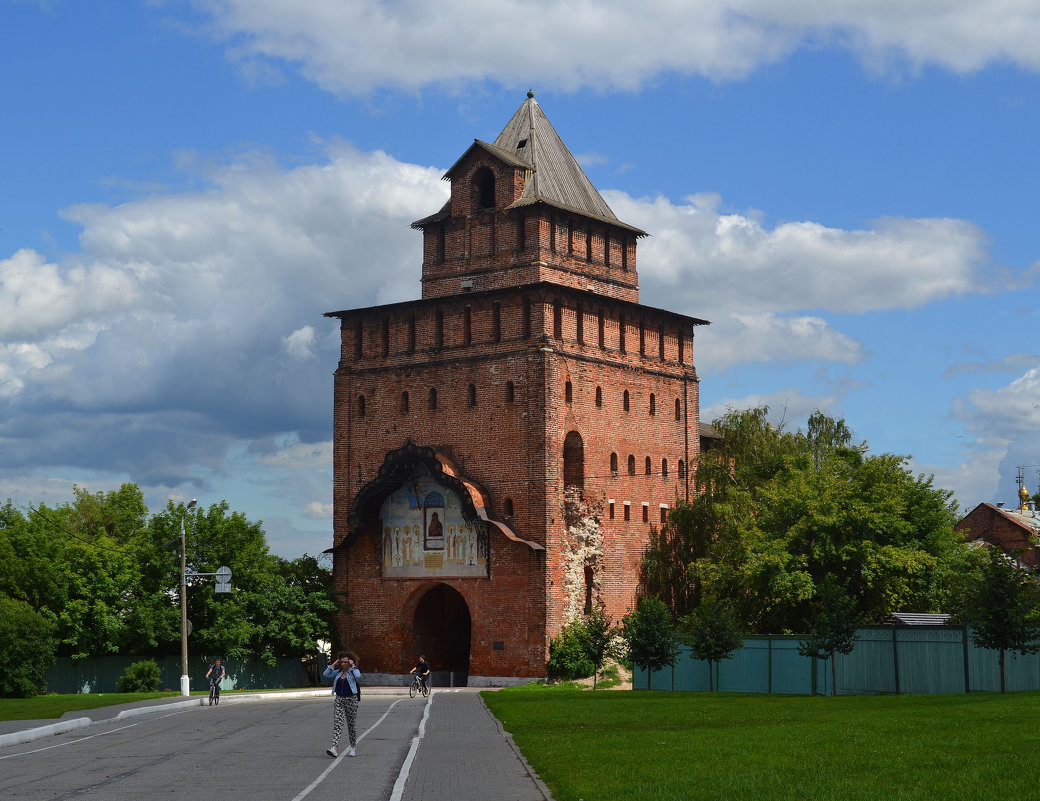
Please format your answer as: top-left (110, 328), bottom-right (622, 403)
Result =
top-left (0, 688), bottom-right (411, 749)
top-left (0, 717), bottom-right (95, 749)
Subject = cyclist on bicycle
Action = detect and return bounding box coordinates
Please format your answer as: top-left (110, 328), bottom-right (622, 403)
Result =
top-left (206, 658), bottom-right (226, 704)
top-left (409, 655), bottom-right (431, 694)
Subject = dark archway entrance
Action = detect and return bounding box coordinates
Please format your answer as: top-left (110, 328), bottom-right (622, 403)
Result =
top-left (412, 584), bottom-right (472, 687)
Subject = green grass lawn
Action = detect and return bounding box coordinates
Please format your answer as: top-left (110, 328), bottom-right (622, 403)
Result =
top-left (0, 692), bottom-right (182, 721)
top-left (483, 686), bottom-right (1040, 801)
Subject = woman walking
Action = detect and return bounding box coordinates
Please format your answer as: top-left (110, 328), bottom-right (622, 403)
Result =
top-left (325, 651), bottom-right (361, 758)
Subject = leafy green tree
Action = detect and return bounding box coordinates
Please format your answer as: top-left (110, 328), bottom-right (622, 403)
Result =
top-left (579, 603), bottom-right (619, 689)
top-left (683, 599), bottom-right (744, 691)
top-left (4, 488), bottom-right (338, 666)
top-left (952, 548), bottom-right (1040, 693)
top-left (0, 595), bottom-right (57, 697)
top-left (797, 576), bottom-right (862, 696)
top-left (622, 596), bottom-right (679, 689)
top-left (646, 408), bottom-right (969, 636)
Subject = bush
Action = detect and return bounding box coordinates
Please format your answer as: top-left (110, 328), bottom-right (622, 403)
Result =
top-left (547, 619), bottom-right (595, 680)
top-left (0, 596), bottom-right (58, 697)
top-left (118, 660), bottom-right (162, 693)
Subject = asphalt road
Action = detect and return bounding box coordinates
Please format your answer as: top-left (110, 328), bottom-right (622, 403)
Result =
top-left (0, 695), bottom-right (426, 801)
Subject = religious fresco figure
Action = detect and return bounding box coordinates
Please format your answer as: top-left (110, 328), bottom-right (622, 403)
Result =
top-left (379, 464), bottom-right (489, 578)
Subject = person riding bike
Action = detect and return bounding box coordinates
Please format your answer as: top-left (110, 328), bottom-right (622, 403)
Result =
top-left (409, 655), bottom-right (431, 693)
top-left (206, 658), bottom-right (226, 704)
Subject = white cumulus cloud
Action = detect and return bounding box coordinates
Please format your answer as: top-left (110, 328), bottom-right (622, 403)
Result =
top-left (191, 0), bottom-right (1040, 95)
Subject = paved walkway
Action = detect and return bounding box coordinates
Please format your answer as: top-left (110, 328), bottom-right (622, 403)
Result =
top-left (399, 690), bottom-right (553, 801)
top-left (0, 688), bottom-right (555, 801)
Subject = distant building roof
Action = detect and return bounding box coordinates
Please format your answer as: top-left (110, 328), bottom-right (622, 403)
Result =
top-left (885, 613), bottom-right (951, 626)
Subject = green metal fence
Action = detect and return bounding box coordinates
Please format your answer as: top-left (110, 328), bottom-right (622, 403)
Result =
top-left (44, 654), bottom-right (323, 694)
top-left (635, 626), bottom-right (1040, 695)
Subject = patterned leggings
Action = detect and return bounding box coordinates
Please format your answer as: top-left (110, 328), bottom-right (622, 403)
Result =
top-left (331, 695), bottom-right (358, 748)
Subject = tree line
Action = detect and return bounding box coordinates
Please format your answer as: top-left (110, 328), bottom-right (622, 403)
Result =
top-left (0, 484), bottom-right (341, 697)
top-left (552, 408), bottom-right (1040, 695)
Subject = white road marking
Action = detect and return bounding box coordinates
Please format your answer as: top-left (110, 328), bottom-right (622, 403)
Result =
top-left (290, 697), bottom-right (411, 801)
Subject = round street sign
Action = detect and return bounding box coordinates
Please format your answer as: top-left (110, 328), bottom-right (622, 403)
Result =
top-left (216, 566), bottom-right (232, 584)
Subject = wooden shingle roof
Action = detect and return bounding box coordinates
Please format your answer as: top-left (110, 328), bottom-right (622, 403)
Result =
top-left (420, 93), bottom-right (646, 236)
top-left (493, 94), bottom-right (645, 235)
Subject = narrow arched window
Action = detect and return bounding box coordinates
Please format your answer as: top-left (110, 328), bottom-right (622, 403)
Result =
top-left (506, 380), bottom-right (515, 403)
top-left (678, 460), bottom-right (686, 480)
top-left (428, 388), bottom-right (438, 410)
top-left (357, 395), bottom-right (366, 418)
top-left (610, 452), bottom-right (618, 473)
top-left (565, 380), bottom-right (573, 403)
top-left (649, 393), bottom-right (656, 416)
top-left (623, 390), bottom-right (630, 412)
top-left (504, 497), bottom-right (514, 517)
top-left (563, 431), bottom-right (585, 491)
top-left (628, 455), bottom-right (636, 476)
top-left (475, 167), bottom-right (495, 209)
top-left (662, 458), bottom-right (668, 477)
top-left (645, 456), bottom-right (652, 475)
top-left (468, 383), bottom-right (477, 407)
top-left (675, 398), bottom-right (681, 420)
top-left (595, 386), bottom-right (602, 407)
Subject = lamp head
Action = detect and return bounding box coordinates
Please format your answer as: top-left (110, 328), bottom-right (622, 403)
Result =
top-left (187, 498), bottom-right (197, 511)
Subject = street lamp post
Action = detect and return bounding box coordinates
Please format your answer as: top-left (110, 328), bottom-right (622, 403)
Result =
top-left (179, 498), bottom-right (197, 697)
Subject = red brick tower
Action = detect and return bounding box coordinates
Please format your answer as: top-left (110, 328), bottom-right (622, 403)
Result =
top-left (325, 93), bottom-right (708, 684)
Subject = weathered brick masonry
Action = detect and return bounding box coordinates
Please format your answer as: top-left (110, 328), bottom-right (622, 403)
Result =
top-left (325, 94), bottom-right (709, 680)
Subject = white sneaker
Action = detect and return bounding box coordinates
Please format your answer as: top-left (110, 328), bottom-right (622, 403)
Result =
top-left (326, 746), bottom-right (338, 758)
top-left (348, 747), bottom-right (356, 757)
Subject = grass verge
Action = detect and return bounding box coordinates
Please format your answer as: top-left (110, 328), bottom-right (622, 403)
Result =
top-left (483, 685), bottom-right (1040, 801)
top-left (0, 692), bottom-right (182, 721)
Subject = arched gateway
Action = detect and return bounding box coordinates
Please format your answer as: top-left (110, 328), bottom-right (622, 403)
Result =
top-left (410, 584), bottom-right (472, 686)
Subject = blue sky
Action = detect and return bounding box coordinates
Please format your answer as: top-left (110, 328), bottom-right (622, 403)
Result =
top-left (2, 0), bottom-right (1039, 558)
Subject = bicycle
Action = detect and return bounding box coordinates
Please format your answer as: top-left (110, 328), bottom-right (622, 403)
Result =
top-left (209, 680), bottom-right (221, 706)
top-left (409, 674), bottom-right (430, 698)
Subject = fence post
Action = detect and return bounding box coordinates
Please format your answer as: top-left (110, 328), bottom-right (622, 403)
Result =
top-left (892, 626), bottom-right (901, 695)
top-left (767, 637), bottom-right (773, 695)
top-left (961, 626), bottom-right (971, 694)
